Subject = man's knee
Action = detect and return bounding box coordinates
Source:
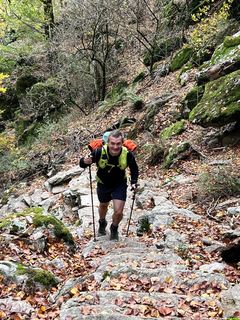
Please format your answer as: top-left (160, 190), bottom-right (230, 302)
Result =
top-left (99, 202), bottom-right (109, 210)
top-left (114, 209), bottom-right (123, 219)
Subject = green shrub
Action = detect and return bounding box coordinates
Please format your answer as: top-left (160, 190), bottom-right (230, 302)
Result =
top-left (189, 0), bottom-right (233, 51)
top-left (197, 166), bottom-right (240, 200)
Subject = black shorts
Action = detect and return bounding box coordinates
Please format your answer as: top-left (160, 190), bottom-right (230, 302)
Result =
top-left (97, 182), bottom-right (127, 203)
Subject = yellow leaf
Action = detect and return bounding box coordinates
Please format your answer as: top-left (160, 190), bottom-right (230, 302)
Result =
top-left (201, 293), bottom-right (210, 298)
top-left (40, 305), bottom-right (46, 312)
top-left (208, 300), bottom-right (216, 307)
top-left (70, 287), bottom-right (79, 295)
top-left (165, 276), bottom-right (173, 284)
top-left (220, 283), bottom-right (228, 290)
top-left (208, 311), bottom-right (218, 317)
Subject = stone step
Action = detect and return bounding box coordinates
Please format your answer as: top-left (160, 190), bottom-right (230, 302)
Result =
top-left (60, 290), bottom-right (220, 320)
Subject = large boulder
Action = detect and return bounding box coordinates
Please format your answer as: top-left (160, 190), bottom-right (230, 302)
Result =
top-left (189, 69), bottom-right (240, 127)
top-left (188, 31), bottom-right (240, 127)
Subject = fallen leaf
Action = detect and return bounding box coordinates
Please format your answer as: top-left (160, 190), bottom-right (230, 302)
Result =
top-left (70, 287), bottom-right (79, 295)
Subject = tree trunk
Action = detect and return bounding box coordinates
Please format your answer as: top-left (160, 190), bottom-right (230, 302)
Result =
top-left (42, 0), bottom-right (55, 38)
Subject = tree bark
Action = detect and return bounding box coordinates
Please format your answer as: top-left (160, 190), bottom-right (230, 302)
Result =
top-left (42, 0), bottom-right (55, 38)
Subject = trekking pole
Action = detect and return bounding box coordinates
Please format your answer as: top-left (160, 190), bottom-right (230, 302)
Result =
top-left (89, 165), bottom-right (97, 241)
top-left (126, 190), bottom-right (136, 237)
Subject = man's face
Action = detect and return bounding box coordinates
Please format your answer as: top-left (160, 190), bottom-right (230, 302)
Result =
top-left (108, 136), bottom-right (123, 156)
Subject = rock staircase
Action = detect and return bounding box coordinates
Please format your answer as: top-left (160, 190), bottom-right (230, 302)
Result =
top-left (54, 174), bottom-right (238, 320)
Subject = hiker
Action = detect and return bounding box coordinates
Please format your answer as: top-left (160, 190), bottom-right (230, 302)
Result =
top-left (79, 130), bottom-right (139, 240)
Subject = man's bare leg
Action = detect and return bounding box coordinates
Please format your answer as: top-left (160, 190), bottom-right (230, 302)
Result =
top-left (99, 202), bottom-right (109, 220)
top-left (112, 199), bottom-right (125, 226)
top-left (110, 199), bottom-right (125, 240)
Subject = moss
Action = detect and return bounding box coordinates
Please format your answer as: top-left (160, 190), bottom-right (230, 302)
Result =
top-left (210, 42), bottom-right (240, 65)
top-left (0, 208), bottom-right (43, 230)
top-left (182, 85), bottom-right (205, 111)
top-left (170, 46), bottom-right (193, 72)
top-left (0, 217), bottom-right (12, 230)
top-left (0, 56), bottom-right (15, 73)
top-left (189, 69), bottom-right (240, 127)
top-left (163, 141), bottom-right (190, 169)
top-left (179, 62), bottom-right (194, 75)
top-left (32, 212), bottom-right (74, 245)
top-left (224, 33), bottom-right (240, 48)
top-left (160, 120), bottom-right (186, 141)
top-left (17, 264), bottom-right (58, 288)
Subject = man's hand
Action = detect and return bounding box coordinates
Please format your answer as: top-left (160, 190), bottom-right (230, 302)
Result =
top-left (84, 156), bottom-right (93, 165)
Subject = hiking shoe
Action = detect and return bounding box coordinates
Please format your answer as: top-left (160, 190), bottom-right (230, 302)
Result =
top-left (110, 224), bottom-right (119, 241)
top-left (98, 219), bottom-right (107, 236)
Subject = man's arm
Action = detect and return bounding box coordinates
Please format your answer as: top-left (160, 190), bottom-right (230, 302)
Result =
top-left (79, 149), bottom-right (100, 168)
top-left (127, 152), bottom-right (139, 186)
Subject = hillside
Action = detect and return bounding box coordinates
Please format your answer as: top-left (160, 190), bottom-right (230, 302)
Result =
top-left (0, 0), bottom-right (240, 319)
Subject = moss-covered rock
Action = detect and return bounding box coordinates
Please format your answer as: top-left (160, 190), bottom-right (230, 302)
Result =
top-left (17, 264), bottom-right (58, 288)
top-left (15, 77), bottom-right (64, 143)
top-left (189, 69), bottom-right (240, 127)
top-left (163, 141), bottom-right (191, 169)
top-left (0, 207), bottom-right (74, 245)
top-left (146, 144), bottom-right (165, 166)
top-left (160, 120), bottom-right (186, 141)
top-left (170, 46), bottom-right (193, 72)
top-left (224, 33), bottom-right (240, 48)
top-left (210, 31), bottom-right (240, 65)
top-left (32, 211), bottom-right (74, 245)
top-left (26, 78), bottom-right (61, 113)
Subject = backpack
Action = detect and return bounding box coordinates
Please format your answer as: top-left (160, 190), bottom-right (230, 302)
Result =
top-left (88, 138), bottom-right (137, 152)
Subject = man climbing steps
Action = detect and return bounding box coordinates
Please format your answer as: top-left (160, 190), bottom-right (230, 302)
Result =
top-left (80, 130), bottom-right (139, 241)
